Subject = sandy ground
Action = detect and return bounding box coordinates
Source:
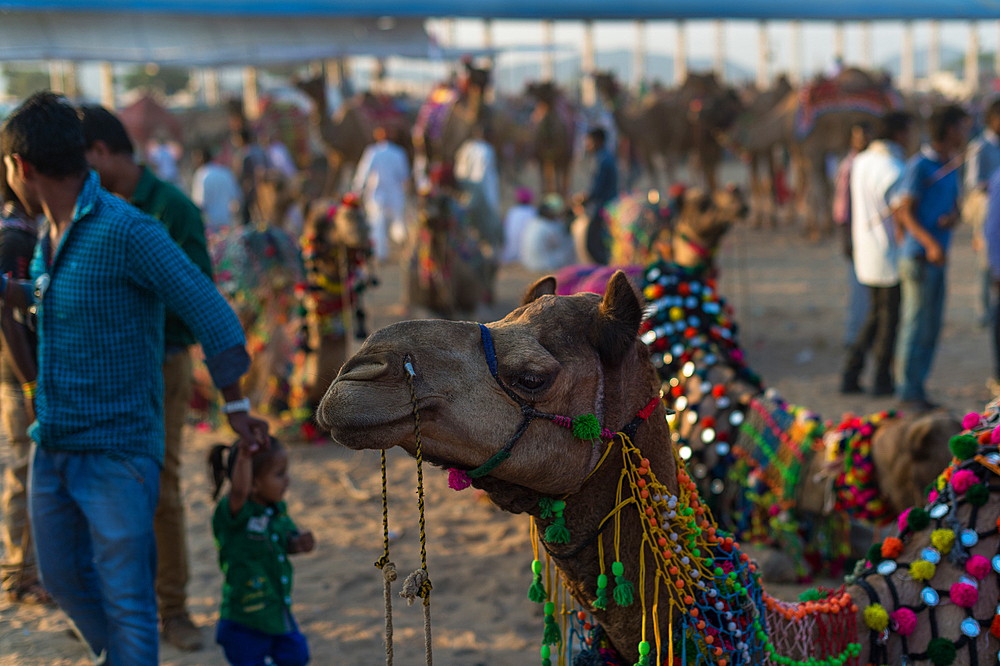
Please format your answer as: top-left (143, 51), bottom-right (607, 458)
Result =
top-left (0, 202), bottom-right (991, 664)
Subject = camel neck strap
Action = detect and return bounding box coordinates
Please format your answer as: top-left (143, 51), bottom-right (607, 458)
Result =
top-left (447, 325), bottom-right (659, 490)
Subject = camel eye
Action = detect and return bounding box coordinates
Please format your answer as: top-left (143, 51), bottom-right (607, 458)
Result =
top-left (515, 374), bottom-right (549, 393)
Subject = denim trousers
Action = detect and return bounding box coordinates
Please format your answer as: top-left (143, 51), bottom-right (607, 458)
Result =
top-left (217, 618), bottom-right (310, 666)
top-left (844, 260), bottom-right (871, 347)
top-left (30, 446), bottom-right (160, 665)
top-left (896, 256), bottom-right (947, 402)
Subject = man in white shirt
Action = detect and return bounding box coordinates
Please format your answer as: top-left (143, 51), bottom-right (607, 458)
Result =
top-left (500, 187), bottom-right (535, 265)
top-left (842, 111), bottom-right (913, 396)
top-left (454, 124), bottom-right (502, 247)
top-left (352, 127), bottom-right (410, 261)
top-left (191, 145), bottom-right (243, 234)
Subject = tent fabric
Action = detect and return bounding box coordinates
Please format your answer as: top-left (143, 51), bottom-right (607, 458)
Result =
top-left (0, 11), bottom-right (433, 64)
top-left (1, 0), bottom-right (999, 19)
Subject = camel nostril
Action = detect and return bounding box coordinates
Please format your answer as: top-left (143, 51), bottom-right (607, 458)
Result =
top-left (337, 351), bottom-right (398, 383)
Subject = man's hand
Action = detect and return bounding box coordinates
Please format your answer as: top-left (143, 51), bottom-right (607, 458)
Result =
top-left (973, 235), bottom-right (984, 253)
top-left (227, 411), bottom-right (270, 452)
top-left (925, 239), bottom-right (946, 266)
top-left (937, 210), bottom-right (960, 230)
top-left (289, 530), bottom-right (316, 554)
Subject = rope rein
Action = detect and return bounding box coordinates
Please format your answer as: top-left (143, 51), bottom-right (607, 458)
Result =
top-left (375, 358), bottom-right (433, 666)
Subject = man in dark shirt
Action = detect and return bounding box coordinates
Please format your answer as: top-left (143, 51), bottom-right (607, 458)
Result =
top-left (79, 105), bottom-right (213, 651)
top-left (0, 157), bottom-right (48, 606)
top-left (574, 127), bottom-right (618, 264)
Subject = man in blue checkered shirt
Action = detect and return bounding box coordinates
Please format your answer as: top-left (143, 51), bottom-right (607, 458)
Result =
top-left (1, 92), bottom-right (269, 665)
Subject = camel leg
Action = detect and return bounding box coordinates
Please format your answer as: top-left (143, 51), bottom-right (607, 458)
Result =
top-left (748, 153), bottom-right (763, 228)
top-left (541, 160), bottom-right (556, 195)
top-left (324, 151), bottom-right (343, 197)
top-left (765, 150), bottom-right (779, 228)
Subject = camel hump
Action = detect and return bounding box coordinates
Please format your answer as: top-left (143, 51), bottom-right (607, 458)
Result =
top-left (835, 67), bottom-right (883, 93)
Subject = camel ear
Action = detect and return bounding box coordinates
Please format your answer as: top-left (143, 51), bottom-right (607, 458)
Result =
top-left (595, 271), bottom-right (643, 366)
top-left (522, 276), bottom-right (558, 305)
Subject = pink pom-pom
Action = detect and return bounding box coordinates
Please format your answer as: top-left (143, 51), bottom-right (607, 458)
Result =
top-left (950, 582), bottom-right (978, 608)
top-left (448, 468), bottom-right (472, 491)
top-left (992, 425), bottom-right (1000, 445)
top-left (898, 508), bottom-right (912, 533)
top-left (891, 608), bottom-right (917, 636)
top-left (951, 469), bottom-right (978, 494)
top-left (928, 490), bottom-right (939, 503)
top-left (963, 412), bottom-right (982, 430)
top-left (769, 504), bottom-right (781, 517)
top-left (967, 554), bottom-right (991, 580)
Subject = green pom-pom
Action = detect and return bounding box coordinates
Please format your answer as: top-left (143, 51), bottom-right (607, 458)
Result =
top-left (927, 637), bottom-right (957, 666)
top-left (538, 497), bottom-right (555, 519)
top-left (544, 520), bottom-right (571, 544)
top-left (866, 543), bottom-right (884, 564)
top-left (949, 434), bottom-right (978, 460)
top-left (532, 560), bottom-right (543, 575)
top-left (613, 575), bottom-right (634, 606)
top-left (597, 574), bottom-right (608, 588)
top-left (541, 645), bottom-right (551, 659)
top-left (543, 613), bottom-right (561, 645)
top-left (907, 507), bottom-right (930, 532)
top-left (528, 571), bottom-right (547, 603)
top-left (799, 588), bottom-right (822, 602)
top-left (612, 561), bottom-right (625, 576)
top-left (638, 642), bottom-right (651, 656)
top-left (542, 659), bottom-right (552, 666)
top-left (572, 413), bottom-right (602, 440)
top-left (967, 483), bottom-right (989, 506)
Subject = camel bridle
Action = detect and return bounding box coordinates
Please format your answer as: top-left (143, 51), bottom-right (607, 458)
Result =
top-left (447, 323), bottom-right (660, 488)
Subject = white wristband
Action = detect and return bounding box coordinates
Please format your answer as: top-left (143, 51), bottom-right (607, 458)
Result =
top-left (222, 397), bottom-right (251, 415)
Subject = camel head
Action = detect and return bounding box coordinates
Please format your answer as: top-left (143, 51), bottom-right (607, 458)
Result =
top-left (318, 272), bottom-right (664, 499)
top-left (294, 76), bottom-right (328, 115)
top-left (672, 185), bottom-right (748, 264)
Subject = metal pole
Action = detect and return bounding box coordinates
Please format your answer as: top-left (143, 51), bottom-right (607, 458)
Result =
top-left (929, 20), bottom-right (941, 79)
top-left (63, 61), bottom-right (78, 99)
top-left (581, 20), bottom-right (596, 107)
top-left (99, 62), bottom-right (115, 108)
top-left (757, 21), bottom-right (769, 90)
top-left (834, 21), bottom-right (845, 62)
top-left (790, 20), bottom-right (803, 86)
top-left (48, 61), bottom-right (64, 94)
top-left (966, 21), bottom-right (980, 94)
top-left (633, 19), bottom-right (646, 89)
top-left (861, 21), bottom-right (872, 70)
top-left (901, 21), bottom-right (915, 93)
top-left (675, 19), bottom-right (687, 86)
top-left (542, 19), bottom-right (555, 81)
top-left (483, 19), bottom-right (494, 68)
top-left (714, 20), bottom-right (725, 81)
top-left (242, 66), bottom-right (260, 121)
top-left (204, 68), bottom-right (220, 107)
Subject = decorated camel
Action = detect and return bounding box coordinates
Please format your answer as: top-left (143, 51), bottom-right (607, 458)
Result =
top-left (555, 188), bottom-right (957, 579)
top-left (732, 68), bottom-right (900, 237)
top-left (526, 81), bottom-right (576, 198)
top-left (295, 76), bottom-right (413, 196)
top-left (406, 188), bottom-right (496, 320)
top-left (320, 272), bottom-right (1000, 665)
top-left (594, 72), bottom-right (742, 195)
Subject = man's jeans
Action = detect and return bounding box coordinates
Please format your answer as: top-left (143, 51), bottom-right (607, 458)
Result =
top-left (844, 260), bottom-right (871, 347)
top-left (896, 256), bottom-right (947, 402)
top-left (30, 447), bottom-right (160, 665)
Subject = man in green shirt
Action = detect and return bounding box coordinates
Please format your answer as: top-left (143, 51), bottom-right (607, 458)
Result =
top-left (80, 106), bottom-right (212, 652)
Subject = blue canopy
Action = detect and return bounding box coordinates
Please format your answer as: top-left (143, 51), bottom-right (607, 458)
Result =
top-left (2, 0), bottom-right (998, 19)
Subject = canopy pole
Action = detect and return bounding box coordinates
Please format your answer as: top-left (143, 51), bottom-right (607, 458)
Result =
top-left (714, 20), bottom-right (725, 82)
top-left (203, 68), bottom-right (220, 107)
top-left (790, 20), bottom-right (802, 86)
top-left (542, 19), bottom-right (555, 81)
top-left (675, 19), bottom-right (687, 86)
top-left (582, 20), bottom-right (596, 107)
top-left (861, 21), bottom-right (872, 70)
top-left (966, 21), bottom-right (980, 95)
top-left (63, 61), bottom-right (78, 100)
top-left (243, 66), bottom-right (260, 121)
top-left (633, 19), bottom-right (646, 89)
top-left (756, 21), bottom-right (768, 90)
top-left (901, 21), bottom-right (915, 94)
top-left (929, 20), bottom-right (941, 80)
top-left (48, 61), bottom-right (64, 94)
top-left (483, 19), bottom-right (494, 68)
top-left (833, 21), bottom-right (845, 63)
top-left (99, 62), bottom-right (115, 109)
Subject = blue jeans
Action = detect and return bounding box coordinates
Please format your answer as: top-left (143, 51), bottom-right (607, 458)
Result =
top-left (844, 260), bottom-right (871, 347)
top-left (896, 256), bottom-right (947, 402)
top-left (217, 618), bottom-right (310, 666)
top-left (30, 447), bottom-right (160, 665)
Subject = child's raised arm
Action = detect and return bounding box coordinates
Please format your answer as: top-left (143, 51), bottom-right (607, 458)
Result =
top-left (227, 442), bottom-right (255, 517)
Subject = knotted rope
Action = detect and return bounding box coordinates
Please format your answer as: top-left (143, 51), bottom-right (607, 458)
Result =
top-left (374, 444), bottom-right (396, 666)
top-left (402, 357), bottom-right (433, 666)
